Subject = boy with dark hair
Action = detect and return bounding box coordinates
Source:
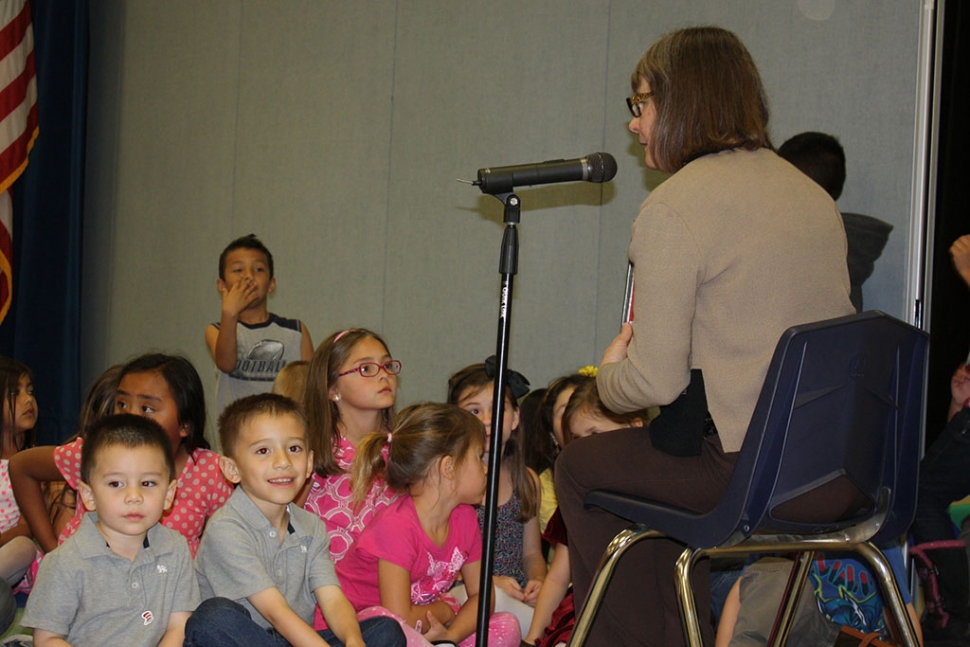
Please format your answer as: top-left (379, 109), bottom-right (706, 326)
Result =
top-left (778, 132), bottom-right (894, 312)
top-left (205, 234), bottom-right (314, 418)
top-left (184, 393), bottom-right (405, 647)
top-left (777, 131), bottom-right (847, 201)
top-left (22, 414), bottom-right (200, 647)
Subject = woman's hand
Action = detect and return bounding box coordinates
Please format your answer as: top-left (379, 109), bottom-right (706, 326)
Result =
top-left (601, 323), bottom-right (634, 366)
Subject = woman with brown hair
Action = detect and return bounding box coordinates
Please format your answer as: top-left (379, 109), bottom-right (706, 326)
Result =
top-left (556, 26), bottom-right (854, 646)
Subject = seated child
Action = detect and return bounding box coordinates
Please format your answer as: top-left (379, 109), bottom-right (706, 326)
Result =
top-left (534, 373), bottom-right (590, 533)
top-left (0, 357), bottom-right (42, 635)
top-left (524, 378), bottom-right (649, 647)
top-left (21, 414), bottom-right (200, 647)
top-left (715, 547), bottom-right (924, 647)
top-left (447, 360), bottom-right (545, 637)
top-left (271, 360), bottom-right (309, 405)
top-left (184, 393), bottom-right (404, 647)
top-left (205, 234), bottom-right (314, 418)
top-left (337, 402), bottom-right (521, 647)
top-left (12, 355), bottom-right (232, 558)
top-left (300, 328), bottom-right (401, 566)
top-left (9, 364), bottom-right (121, 554)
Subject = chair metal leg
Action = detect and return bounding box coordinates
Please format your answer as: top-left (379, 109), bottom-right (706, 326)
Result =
top-left (568, 524), bottom-right (661, 647)
top-left (674, 547), bottom-right (705, 647)
top-left (853, 541), bottom-right (920, 647)
top-left (768, 551), bottom-right (815, 647)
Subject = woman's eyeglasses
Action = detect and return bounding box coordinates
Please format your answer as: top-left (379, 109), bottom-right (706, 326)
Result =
top-left (626, 92), bottom-right (653, 118)
top-left (337, 360), bottom-right (403, 378)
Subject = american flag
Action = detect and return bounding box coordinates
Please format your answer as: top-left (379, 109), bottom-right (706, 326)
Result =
top-left (0, 0), bottom-right (37, 325)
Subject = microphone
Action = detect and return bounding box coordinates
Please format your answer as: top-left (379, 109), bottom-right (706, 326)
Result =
top-left (474, 152), bottom-right (617, 195)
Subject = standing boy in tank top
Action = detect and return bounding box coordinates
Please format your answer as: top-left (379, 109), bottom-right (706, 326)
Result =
top-left (205, 234), bottom-right (314, 419)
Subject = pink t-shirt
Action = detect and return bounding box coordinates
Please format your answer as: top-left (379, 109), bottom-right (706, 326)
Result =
top-left (302, 435), bottom-right (398, 563)
top-left (336, 496), bottom-right (482, 611)
top-left (53, 437), bottom-right (232, 557)
top-left (0, 460), bottom-right (21, 533)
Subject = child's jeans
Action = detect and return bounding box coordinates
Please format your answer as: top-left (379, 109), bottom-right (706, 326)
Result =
top-left (184, 597), bottom-right (406, 647)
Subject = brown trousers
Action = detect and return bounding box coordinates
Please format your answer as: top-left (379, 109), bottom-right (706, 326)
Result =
top-left (556, 430), bottom-right (738, 647)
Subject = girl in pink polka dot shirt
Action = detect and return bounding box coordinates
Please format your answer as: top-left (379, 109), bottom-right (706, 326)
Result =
top-left (13, 354), bottom-right (232, 557)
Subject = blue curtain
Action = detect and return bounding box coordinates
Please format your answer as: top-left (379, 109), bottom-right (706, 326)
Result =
top-left (0, 1), bottom-right (88, 445)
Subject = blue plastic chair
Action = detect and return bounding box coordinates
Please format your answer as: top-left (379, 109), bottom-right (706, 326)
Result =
top-left (568, 311), bottom-right (928, 647)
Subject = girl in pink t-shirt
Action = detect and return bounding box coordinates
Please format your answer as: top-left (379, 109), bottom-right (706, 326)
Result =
top-left (337, 403), bottom-right (520, 647)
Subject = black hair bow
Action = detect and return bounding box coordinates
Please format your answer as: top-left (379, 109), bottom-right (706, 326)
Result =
top-left (484, 355), bottom-right (531, 400)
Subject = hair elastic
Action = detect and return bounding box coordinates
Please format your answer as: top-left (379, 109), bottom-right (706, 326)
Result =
top-left (386, 432), bottom-right (393, 444)
top-left (483, 355), bottom-right (531, 400)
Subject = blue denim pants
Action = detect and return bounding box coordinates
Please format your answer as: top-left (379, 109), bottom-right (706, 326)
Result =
top-left (183, 597), bottom-right (406, 647)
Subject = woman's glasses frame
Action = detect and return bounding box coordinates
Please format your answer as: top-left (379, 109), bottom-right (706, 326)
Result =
top-left (626, 92), bottom-right (653, 118)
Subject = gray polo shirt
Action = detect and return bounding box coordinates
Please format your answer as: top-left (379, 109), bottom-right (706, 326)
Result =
top-left (194, 487), bottom-right (339, 629)
top-left (22, 513), bottom-right (199, 645)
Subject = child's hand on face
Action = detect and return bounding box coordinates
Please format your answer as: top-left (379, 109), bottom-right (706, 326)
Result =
top-left (494, 575), bottom-right (525, 601)
top-left (220, 276), bottom-right (259, 318)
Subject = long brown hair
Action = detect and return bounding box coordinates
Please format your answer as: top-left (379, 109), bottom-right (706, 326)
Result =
top-left (447, 363), bottom-right (539, 522)
top-left (305, 328), bottom-right (395, 477)
top-left (352, 403), bottom-right (484, 506)
top-left (633, 26), bottom-right (771, 173)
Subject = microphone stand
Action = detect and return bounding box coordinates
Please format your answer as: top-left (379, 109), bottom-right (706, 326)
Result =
top-left (476, 191), bottom-right (519, 647)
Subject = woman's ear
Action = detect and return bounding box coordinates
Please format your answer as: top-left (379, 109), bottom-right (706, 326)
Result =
top-left (630, 417), bottom-right (645, 428)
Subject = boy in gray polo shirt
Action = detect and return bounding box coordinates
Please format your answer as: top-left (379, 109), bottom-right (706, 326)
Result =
top-left (184, 394), bottom-right (404, 647)
top-left (22, 414), bottom-right (200, 647)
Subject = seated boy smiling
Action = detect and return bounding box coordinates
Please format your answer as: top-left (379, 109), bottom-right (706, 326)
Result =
top-left (184, 393), bottom-right (404, 647)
